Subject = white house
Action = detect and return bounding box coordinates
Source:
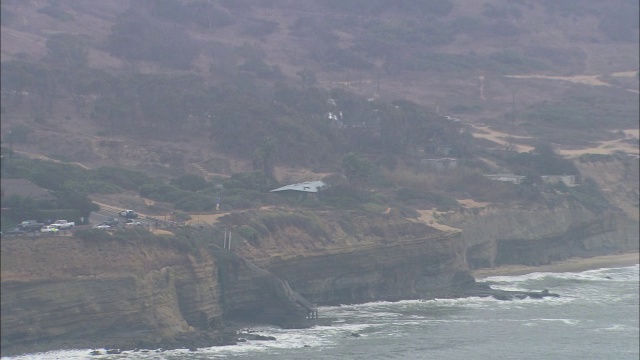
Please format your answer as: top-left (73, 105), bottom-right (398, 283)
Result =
top-left (270, 181), bottom-right (326, 193)
top-left (484, 174), bottom-right (526, 184)
top-left (541, 175), bottom-right (577, 187)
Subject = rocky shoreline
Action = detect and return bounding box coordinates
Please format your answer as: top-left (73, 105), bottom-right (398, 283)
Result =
top-left (0, 282), bottom-right (562, 358)
top-left (2, 208), bottom-right (637, 358)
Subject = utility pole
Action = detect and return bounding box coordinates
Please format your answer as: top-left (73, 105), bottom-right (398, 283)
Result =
top-left (511, 91), bottom-right (516, 128)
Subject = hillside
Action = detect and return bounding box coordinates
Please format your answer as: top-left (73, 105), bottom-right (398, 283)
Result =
top-left (1, 0), bottom-right (638, 176)
top-left (1, 0), bottom-right (638, 231)
top-left (1, 2), bottom-right (639, 355)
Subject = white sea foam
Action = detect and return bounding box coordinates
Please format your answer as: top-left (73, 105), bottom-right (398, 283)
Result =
top-left (532, 318), bottom-right (579, 325)
top-left (0, 349), bottom-right (93, 360)
top-left (481, 264), bottom-right (639, 284)
top-left (595, 324), bottom-right (637, 332)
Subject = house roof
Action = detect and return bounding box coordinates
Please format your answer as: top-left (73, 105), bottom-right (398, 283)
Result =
top-left (1, 178), bottom-right (56, 200)
top-left (270, 181), bottom-right (326, 193)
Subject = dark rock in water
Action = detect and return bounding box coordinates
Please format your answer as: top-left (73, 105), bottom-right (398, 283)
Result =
top-left (105, 349), bottom-right (121, 354)
top-left (237, 333), bottom-right (277, 341)
top-left (89, 350), bottom-right (102, 356)
top-left (605, 276), bottom-right (612, 280)
top-left (304, 344), bottom-right (311, 347)
top-left (349, 332), bottom-right (361, 338)
top-left (492, 293), bottom-right (512, 301)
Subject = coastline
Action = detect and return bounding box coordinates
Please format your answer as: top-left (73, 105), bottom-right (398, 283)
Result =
top-left (472, 251), bottom-right (640, 278)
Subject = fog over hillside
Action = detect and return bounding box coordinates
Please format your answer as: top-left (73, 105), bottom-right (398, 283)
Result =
top-left (1, 0), bottom-right (638, 176)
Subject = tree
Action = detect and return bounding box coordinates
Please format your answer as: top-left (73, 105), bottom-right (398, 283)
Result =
top-left (253, 137), bottom-right (277, 180)
top-left (171, 174), bottom-right (209, 192)
top-left (341, 152), bottom-right (372, 187)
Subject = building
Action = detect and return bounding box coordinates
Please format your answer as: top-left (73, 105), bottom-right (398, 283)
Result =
top-left (420, 158), bottom-right (458, 172)
top-left (541, 175), bottom-right (577, 187)
top-left (483, 174), bottom-right (526, 184)
top-left (270, 181), bottom-right (326, 194)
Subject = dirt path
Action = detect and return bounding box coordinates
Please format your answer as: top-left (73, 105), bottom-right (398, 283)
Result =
top-left (468, 125), bottom-right (534, 152)
top-left (506, 69), bottom-right (639, 93)
top-left (506, 74), bottom-right (611, 87)
top-left (557, 129), bottom-right (639, 158)
top-left (13, 149), bottom-right (91, 169)
top-left (413, 210), bottom-right (461, 233)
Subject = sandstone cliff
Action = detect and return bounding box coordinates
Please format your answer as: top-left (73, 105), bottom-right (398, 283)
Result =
top-left (1, 212), bottom-right (471, 355)
top-left (0, 235), bottom-right (229, 355)
top-left (441, 204), bottom-right (638, 269)
top-left (1, 198), bottom-right (637, 356)
top-left (221, 209), bottom-right (472, 305)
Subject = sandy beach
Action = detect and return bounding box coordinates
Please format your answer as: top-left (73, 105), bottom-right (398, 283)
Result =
top-left (472, 251), bottom-right (639, 278)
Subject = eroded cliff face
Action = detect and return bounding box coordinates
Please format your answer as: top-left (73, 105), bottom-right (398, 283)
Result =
top-left (439, 157), bottom-right (639, 269)
top-left (2, 197), bottom-right (636, 355)
top-left (264, 231), bottom-right (471, 305)
top-left (225, 210), bottom-right (472, 305)
top-left (0, 236), bottom-right (227, 354)
top-left (441, 204), bottom-right (639, 269)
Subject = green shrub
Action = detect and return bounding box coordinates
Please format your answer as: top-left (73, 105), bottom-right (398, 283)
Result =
top-left (93, 166), bottom-right (154, 191)
top-left (223, 171), bottom-right (278, 192)
top-left (171, 174), bottom-right (209, 192)
top-left (175, 194), bottom-right (217, 212)
top-left (139, 183), bottom-right (188, 203)
top-left (236, 225), bottom-right (259, 244)
top-left (362, 202), bottom-right (387, 213)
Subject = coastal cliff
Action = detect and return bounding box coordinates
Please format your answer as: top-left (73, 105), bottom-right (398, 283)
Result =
top-left (216, 209), bottom-right (472, 305)
top-left (0, 234), bottom-right (232, 355)
top-left (441, 204), bottom-right (638, 269)
top-left (1, 203), bottom-right (637, 355)
top-left (0, 212), bottom-right (471, 355)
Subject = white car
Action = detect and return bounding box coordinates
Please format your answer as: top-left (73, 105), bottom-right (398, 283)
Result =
top-left (119, 210), bottom-right (138, 219)
top-left (41, 225), bottom-right (59, 233)
top-left (93, 224), bottom-right (112, 230)
top-left (125, 220), bottom-right (142, 227)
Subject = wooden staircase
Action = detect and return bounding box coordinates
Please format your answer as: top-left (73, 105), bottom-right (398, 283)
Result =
top-left (216, 246), bottom-right (318, 320)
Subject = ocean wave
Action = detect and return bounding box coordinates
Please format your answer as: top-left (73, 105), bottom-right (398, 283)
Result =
top-left (480, 264), bottom-right (639, 284)
top-left (594, 324), bottom-right (638, 333)
top-left (1, 349), bottom-right (93, 360)
top-left (531, 318), bottom-right (580, 325)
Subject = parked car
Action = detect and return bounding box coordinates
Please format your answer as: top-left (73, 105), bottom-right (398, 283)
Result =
top-left (119, 210), bottom-right (139, 219)
top-left (52, 220), bottom-right (75, 229)
top-left (124, 219), bottom-right (142, 227)
top-left (3, 228), bottom-right (26, 236)
top-left (41, 225), bottom-right (59, 233)
top-left (103, 218), bottom-right (119, 226)
top-left (93, 224), bottom-right (112, 230)
top-left (19, 220), bottom-right (44, 232)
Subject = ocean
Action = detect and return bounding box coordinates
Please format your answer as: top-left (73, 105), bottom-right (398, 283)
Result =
top-left (4, 264), bottom-right (638, 360)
